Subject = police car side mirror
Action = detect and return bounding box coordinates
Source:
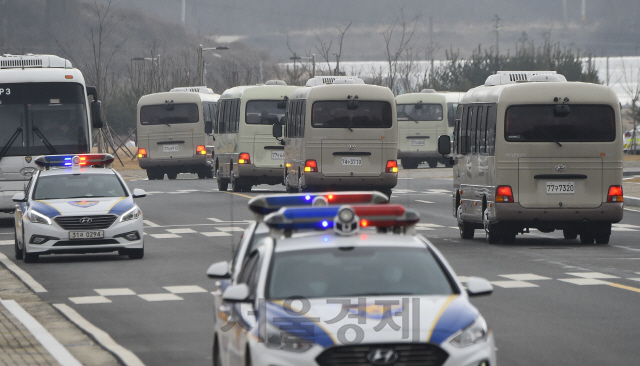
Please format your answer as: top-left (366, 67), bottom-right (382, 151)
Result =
top-left (91, 101), bottom-right (103, 129)
top-left (465, 277), bottom-right (493, 297)
top-left (12, 192), bottom-right (26, 202)
top-left (206, 261), bottom-right (231, 279)
top-left (205, 121), bottom-right (213, 134)
top-left (132, 188), bottom-right (146, 198)
top-left (437, 135), bottom-right (451, 155)
top-left (222, 284), bottom-right (250, 302)
top-left (272, 123), bottom-right (283, 138)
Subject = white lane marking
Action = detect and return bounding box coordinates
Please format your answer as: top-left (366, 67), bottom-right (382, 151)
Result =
top-left (629, 278), bottom-right (640, 282)
top-left (415, 200), bottom-right (434, 204)
top-left (558, 278), bottom-right (611, 285)
top-left (208, 217), bottom-right (224, 222)
top-left (163, 285), bottom-right (207, 294)
top-left (1, 299), bottom-right (82, 366)
top-left (0, 240), bottom-right (13, 245)
top-left (499, 274), bottom-right (552, 281)
top-left (419, 223), bottom-right (444, 228)
top-left (143, 220), bottom-right (160, 227)
top-left (166, 228), bottom-right (197, 234)
top-left (138, 293), bottom-right (183, 302)
top-left (0, 252), bottom-right (47, 293)
top-left (95, 288), bottom-right (136, 296)
top-left (610, 245), bottom-right (640, 252)
top-left (208, 218), bottom-right (252, 224)
top-left (398, 178), bottom-right (414, 180)
top-left (201, 232), bottom-right (233, 237)
top-left (216, 226), bottom-right (246, 232)
top-left (566, 272), bottom-right (619, 279)
top-left (415, 227), bottom-right (435, 231)
top-left (54, 303), bottom-right (144, 366)
top-left (149, 233), bottom-right (181, 239)
top-left (490, 280), bottom-right (539, 288)
top-left (424, 189), bottom-right (450, 194)
top-left (69, 296), bottom-right (112, 305)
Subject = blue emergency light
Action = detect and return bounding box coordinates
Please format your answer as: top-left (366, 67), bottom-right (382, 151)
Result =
top-left (34, 154), bottom-right (115, 169)
top-left (248, 191), bottom-right (389, 215)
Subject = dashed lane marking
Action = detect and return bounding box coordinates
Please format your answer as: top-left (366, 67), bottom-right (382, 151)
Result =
top-left (490, 280), bottom-right (539, 288)
top-left (149, 233), bottom-right (181, 239)
top-left (216, 226), bottom-right (246, 232)
top-left (95, 288), bottom-right (136, 296)
top-left (138, 293), bottom-right (183, 302)
top-left (612, 223), bottom-right (640, 232)
top-left (566, 272), bottom-right (620, 279)
top-left (163, 285), bottom-right (207, 294)
top-left (166, 228), bottom-right (198, 234)
top-left (143, 220), bottom-right (160, 227)
top-left (558, 278), bottom-right (611, 285)
top-left (499, 274), bottom-right (552, 281)
top-left (69, 296), bottom-right (112, 305)
top-left (201, 232), bottom-right (233, 237)
top-left (0, 240), bottom-right (13, 245)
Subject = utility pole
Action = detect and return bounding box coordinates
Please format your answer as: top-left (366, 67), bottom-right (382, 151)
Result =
top-left (181, 0), bottom-right (186, 25)
top-left (198, 45), bottom-right (229, 86)
top-left (581, 0), bottom-right (586, 21)
top-left (493, 15), bottom-right (500, 57)
top-left (429, 17), bottom-right (434, 86)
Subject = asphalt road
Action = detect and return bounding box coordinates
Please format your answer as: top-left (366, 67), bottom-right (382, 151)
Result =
top-left (1, 167), bottom-right (640, 365)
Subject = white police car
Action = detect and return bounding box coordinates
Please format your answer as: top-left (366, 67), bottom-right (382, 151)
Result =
top-left (207, 204), bottom-right (496, 366)
top-left (12, 154), bottom-right (146, 262)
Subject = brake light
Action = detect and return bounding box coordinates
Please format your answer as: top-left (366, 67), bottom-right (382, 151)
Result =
top-left (138, 148), bottom-right (147, 158)
top-left (495, 185), bottom-right (514, 203)
top-left (239, 153), bottom-right (250, 164)
top-left (79, 156), bottom-right (87, 166)
top-left (386, 160), bottom-right (398, 173)
top-left (359, 219), bottom-right (369, 227)
top-left (607, 185), bottom-right (623, 202)
top-left (196, 145), bottom-right (207, 155)
top-left (304, 160), bottom-right (318, 172)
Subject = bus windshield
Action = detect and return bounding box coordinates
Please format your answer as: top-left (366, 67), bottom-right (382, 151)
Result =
top-left (0, 82), bottom-right (89, 156)
top-left (245, 100), bottom-right (286, 125)
top-left (397, 103), bottom-right (443, 122)
top-left (505, 105), bottom-right (615, 142)
top-left (140, 103), bottom-right (199, 125)
top-left (312, 101), bottom-right (392, 129)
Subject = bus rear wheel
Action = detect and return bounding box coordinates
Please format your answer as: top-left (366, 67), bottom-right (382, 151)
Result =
top-left (427, 159), bottom-right (438, 168)
top-left (563, 228), bottom-right (578, 240)
top-left (217, 178), bottom-right (228, 192)
top-left (401, 159), bottom-right (419, 169)
top-left (458, 205), bottom-right (474, 239)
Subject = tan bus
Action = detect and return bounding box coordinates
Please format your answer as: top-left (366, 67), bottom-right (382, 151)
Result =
top-left (214, 81), bottom-right (298, 192)
top-left (396, 90), bottom-right (463, 169)
top-left (137, 87), bottom-right (219, 180)
top-left (273, 76), bottom-right (398, 197)
top-left (438, 71), bottom-right (623, 244)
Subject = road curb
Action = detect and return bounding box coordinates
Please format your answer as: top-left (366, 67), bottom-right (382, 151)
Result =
top-left (625, 196), bottom-right (640, 207)
top-left (623, 170), bottom-right (640, 177)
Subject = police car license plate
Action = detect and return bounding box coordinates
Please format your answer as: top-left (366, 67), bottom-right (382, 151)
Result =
top-left (69, 231), bottom-right (104, 239)
top-left (163, 145), bottom-right (179, 153)
top-left (271, 151), bottom-right (284, 160)
top-left (341, 157), bottom-right (362, 166)
top-left (546, 181), bottom-right (575, 194)
top-left (411, 139), bottom-right (425, 146)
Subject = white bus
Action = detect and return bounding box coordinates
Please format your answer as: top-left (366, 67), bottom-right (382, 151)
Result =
top-left (137, 87), bottom-right (219, 180)
top-left (438, 71), bottom-right (624, 244)
top-left (396, 90), bottom-right (464, 169)
top-left (0, 54), bottom-right (103, 213)
top-left (273, 76), bottom-right (398, 197)
top-left (214, 81), bottom-right (298, 192)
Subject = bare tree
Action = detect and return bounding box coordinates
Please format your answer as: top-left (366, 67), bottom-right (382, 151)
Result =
top-left (382, 9), bottom-right (421, 94)
top-left (313, 22), bottom-right (352, 76)
top-left (620, 59), bottom-right (640, 154)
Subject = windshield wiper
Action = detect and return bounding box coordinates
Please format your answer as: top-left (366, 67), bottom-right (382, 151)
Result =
top-left (403, 114), bottom-right (420, 124)
top-left (328, 112), bottom-right (353, 131)
top-left (0, 127), bottom-right (23, 163)
top-left (32, 126), bottom-right (58, 154)
top-left (526, 120), bottom-right (562, 147)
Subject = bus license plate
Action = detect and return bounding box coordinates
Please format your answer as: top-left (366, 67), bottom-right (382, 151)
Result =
top-left (546, 181), bottom-right (575, 194)
top-left (69, 231), bottom-right (104, 239)
top-left (341, 157), bottom-right (362, 166)
top-left (411, 139), bottom-right (425, 146)
top-left (163, 145), bottom-right (179, 153)
top-left (271, 151), bottom-right (285, 160)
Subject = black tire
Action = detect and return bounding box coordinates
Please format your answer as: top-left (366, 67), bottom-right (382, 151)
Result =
top-left (427, 159), bottom-right (438, 168)
top-left (501, 231), bottom-right (517, 244)
top-left (580, 233), bottom-right (595, 244)
top-left (167, 172), bottom-right (178, 180)
top-left (401, 159), bottom-right (419, 169)
top-left (563, 229), bottom-right (578, 240)
top-left (206, 169), bottom-right (214, 179)
top-left (128, 247), bottom-right (144, 260)
top-left (217, 177), bottom-right (228, 192)
top-left (197, 172), bottom-right (206, 179)
top-left (146, 170), bottom-right (156, 180)
top-left (213, 339), bottom-right (222, 366)
top-left (242, 184), bottom-right (252, 192)
top-left (297, 176), bottom-right (304, 193)
top-left (380, 189), bottom-right (392, 199)
top-left (232, 177), bottom-right (242, 192)
top-left (15, 228), bottom-right (23, 260)
top-left (23, 243), bottom-right (39, 263)
top-left (156, 171), bottom-right (165, 180)
top-left (118, 249), bottom-right (128, 256)
top-left (458, 205), bottom-right (474, 239)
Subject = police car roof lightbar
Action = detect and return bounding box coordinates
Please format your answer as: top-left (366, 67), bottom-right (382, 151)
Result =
top-left (34, 154), bottom-right (115, 169)
top-left (248, 191), bottom-right (389, 216)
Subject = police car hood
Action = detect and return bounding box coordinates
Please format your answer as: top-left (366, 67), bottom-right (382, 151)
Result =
top-left (264, 295), bottom-right (479, 347)
top-left (31, 196), bottom-right (135, 218)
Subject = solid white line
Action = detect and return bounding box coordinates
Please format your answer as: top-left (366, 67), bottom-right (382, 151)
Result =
top-left (415, 200), bottom-right (434, 204)
top-left (0, 252), bottom-right (47, 293)
top-left (53, 303), bottom-right (145, 366)
top-left (1, 299), bottom-right (81, 366)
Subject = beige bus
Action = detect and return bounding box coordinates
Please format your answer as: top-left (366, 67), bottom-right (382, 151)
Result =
top-left (137, 87), bottom-right (219, 180)
top-left (214, 81), bottom-right (298, 192)
top-left (438, 71), bottom-right (623, 244)
top-left (396, 90), bottom-right (463, 169)
top-left (273, 76), bottom-right (398, 197)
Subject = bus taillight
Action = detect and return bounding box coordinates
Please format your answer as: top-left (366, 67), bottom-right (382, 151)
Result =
top-left (304, 160), bottom-right (318, 172)
top-left (496, 185), bottom-right (514, 203)
top-left (386, 160), bottom-right (398, 173)
top-left (137, 148), bottom-right (147, 158)
top-left (239, 153), bottom-right (251, 164)
top-left (607, 185), bottom-right (623, 202)
top-left (196, 145), bottom-right (207, 155)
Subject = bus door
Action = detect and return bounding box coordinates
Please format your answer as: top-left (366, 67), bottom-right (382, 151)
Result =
top-left (139, 102), bottom-right (198, 160)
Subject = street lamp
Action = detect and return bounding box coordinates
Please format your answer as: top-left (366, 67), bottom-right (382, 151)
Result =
top-left (290, 53), bottom-right (316, 77)
top-left (198, 45), bottom-right (230, 86)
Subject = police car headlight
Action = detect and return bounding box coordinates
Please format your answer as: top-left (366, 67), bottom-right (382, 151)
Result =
top-left (449, 316), bottom-right (488, 348)
top-left (265, 323), bottom-right (313, 352)
top-left (29, 209), bottom-right (52, 225)
top-left (120, 206), bottom-right (142, 222)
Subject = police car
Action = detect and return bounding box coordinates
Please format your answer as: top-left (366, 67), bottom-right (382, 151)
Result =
top-left (207, 204), bottom-right (496, 366)
top-left (12, 154), bottom-right (146, 262)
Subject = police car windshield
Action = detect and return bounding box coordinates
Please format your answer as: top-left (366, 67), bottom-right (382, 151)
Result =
top-left (266, 247), bottom-right (455, 299)
top-left (33, 174), bottom-right (126, 200)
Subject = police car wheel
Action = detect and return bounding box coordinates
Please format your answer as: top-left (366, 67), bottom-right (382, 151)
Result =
top-left (23, 244), bottom-right (39, 263)
top-left (128, 248), bottom-right (144, 260)
top-left (14, 228), bottom-right (23, 260)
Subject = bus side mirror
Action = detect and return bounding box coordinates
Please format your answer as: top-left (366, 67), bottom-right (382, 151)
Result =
top-left (205, 121), bottom-right (213, 134)
top-left (91, 101), bottom-right (103, 129)
top-left (272, 123), bottom-right (282, 138)
top-left (438, 135), bottom-right (451, 155)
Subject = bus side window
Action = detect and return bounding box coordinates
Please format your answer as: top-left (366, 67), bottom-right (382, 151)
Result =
top-left (464, 106), bottom-right (474, 154)
top-left (486, 105), bottom-right (496, 156)
top-left (299, 102), bottom-right (306, 137)
top-left (459, 106), bottom-right (468, 154)
top-left (231, 100), bottom-right (239, 133)
top-left (476, 106), bottom-right (484, 154)
top-left (478, 105), bottom-right (487, 154)
top-left (453, 105), bottom-right (462, 154)
top-left (284, 103), bottom-right (290, 137)
top-left (471, 106), bottom-right (480, 154)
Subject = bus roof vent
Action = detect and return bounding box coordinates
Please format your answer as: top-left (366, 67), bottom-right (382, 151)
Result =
top-left (484, 71), bottom-right (559, 86)
top-left (306, 76), bottom-right (365, 87)
top-left (169, 86), bottom-right (214, 93)
top-left (420, 89), bottom-right (436, 93)
top-left (264, 80), bottom-right (287, 86)
top-left (529, 74), bottom-right (567, 82)
top-left (0, 54), bottom-right (72, 69)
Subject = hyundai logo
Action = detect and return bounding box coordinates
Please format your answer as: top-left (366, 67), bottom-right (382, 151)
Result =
top-left (366, 349), bottom-right (399, 365)
top-left (79, 217), bottom-right (93, 224)
top-left (348, 145), bottom-right (356, 150)
top-left (555, 165), bottom-right (567, 172)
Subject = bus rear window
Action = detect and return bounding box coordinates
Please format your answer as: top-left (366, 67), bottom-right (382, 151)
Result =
top-left (505, 105), bottom-right (615, 142)
top-left (140, 103), bottom-right (199, 125)
top-left (245, 100), bottom-right (285, 125)
top-left (397, 104), bottom-right (443, 122)
top-left (312, 101), bottom-right (392, 129)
